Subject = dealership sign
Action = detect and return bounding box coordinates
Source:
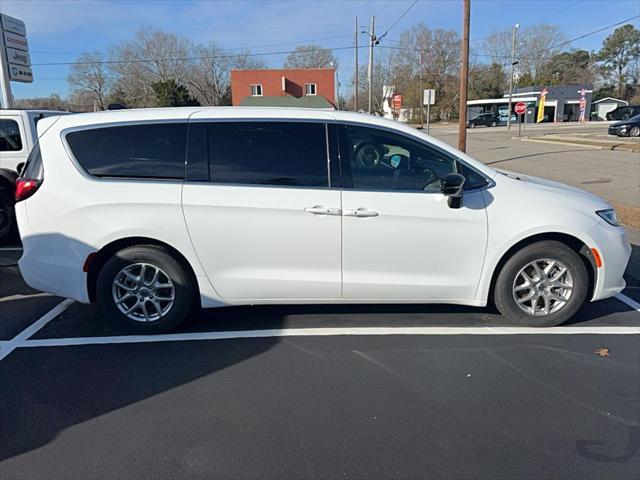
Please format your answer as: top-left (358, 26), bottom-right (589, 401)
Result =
top-left (1, 14), bottom-right (32, 83)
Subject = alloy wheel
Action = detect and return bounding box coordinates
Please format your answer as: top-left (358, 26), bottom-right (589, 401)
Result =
top-left (512, 258), bottom-right (574, 316)
top-left (112, 263), bottom-right (175, 322)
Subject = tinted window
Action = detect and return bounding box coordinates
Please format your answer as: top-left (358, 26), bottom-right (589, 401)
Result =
top-left (0, 119), bottom-right (23, 151)
top-left (21, 142), bottom-right (43, 179)
top-left (208, 122), bottom-right (328, 187)
top-left (340, 125), bottom-right (459, 192)
top-left (67, 123), bottom-right (187, 179)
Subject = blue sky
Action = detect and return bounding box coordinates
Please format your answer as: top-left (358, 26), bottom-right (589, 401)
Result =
top-left (2, 0), bottom-right (639, 99)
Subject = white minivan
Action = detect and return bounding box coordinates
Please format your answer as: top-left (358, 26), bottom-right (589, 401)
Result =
top-left (16, 107), bottom-right (631, 332)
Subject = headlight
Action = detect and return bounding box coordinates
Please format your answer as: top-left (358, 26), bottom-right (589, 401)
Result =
top-left (596, 209), bottom-right (619, 226)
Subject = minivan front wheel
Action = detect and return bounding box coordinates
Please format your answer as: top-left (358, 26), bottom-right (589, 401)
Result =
top-left (493, 241), bottom-right (588, 327)
top-left (96, 245), bottom-right (194, 333)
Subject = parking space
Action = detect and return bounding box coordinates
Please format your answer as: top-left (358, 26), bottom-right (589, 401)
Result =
top-left (1, 240), bottom-right (639, 479)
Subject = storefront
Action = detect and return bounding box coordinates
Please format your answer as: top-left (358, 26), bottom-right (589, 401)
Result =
top-left (467, 84), bottom-right (593, 123)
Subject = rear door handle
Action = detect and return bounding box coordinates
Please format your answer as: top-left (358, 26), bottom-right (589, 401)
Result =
top-left (344, 208), bottom-right (379, 218)
top-left (304, 205), bottom-right (342, 216)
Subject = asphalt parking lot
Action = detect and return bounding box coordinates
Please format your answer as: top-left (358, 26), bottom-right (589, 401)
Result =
top-left (1, 237), bottom-right (639, 479)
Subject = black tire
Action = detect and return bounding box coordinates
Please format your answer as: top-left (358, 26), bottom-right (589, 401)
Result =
top-left (493, 240), bottom-right (588, 327)
top-left (491, 121), bottom-right (497, 127)
top-left (470, 122), bottom-right (476, 129)
top-left (630, 126), bottom-right (640, 137)
top-left (96, 245), bottom-right (195, 333)
top-left (0, 187), bottom-right (15, 244)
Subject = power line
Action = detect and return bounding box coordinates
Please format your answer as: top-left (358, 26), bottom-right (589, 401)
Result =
top-left (31, 45), bottom-right (368, 67)
top-left (378, 0), bottom-right (418, 41)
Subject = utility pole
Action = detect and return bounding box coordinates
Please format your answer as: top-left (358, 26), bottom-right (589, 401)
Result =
top-left (457, 0), bottom-right (470, 152)
top-left (367, 15), bottom-right (375, 114)
top-left (419, 50), bottom-right (424, 129)
top-left (354, 16), bottom-right (359, 111)
top-left (506, 23), bottom-right (519, 130)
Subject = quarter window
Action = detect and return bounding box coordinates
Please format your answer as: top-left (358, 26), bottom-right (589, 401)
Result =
top-left (340, 125), bottom-right (459, 192)
top-left (66, 123), bottom-right (187, 179)
top-left (305, 83), bottom-right (317, 96)
top-left (0, 119), bottom-right (23, 151)
top-left (250, 84), bottom-right (263, 96)
top-left (207, 122), bottom-right (328, 187)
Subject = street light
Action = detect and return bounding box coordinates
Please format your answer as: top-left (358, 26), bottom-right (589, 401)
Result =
top-left (506, 23), bottom-right (520, 130)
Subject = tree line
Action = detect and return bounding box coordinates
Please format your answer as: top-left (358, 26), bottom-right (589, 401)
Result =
top-left (16, 23), bottom-right (640, 120)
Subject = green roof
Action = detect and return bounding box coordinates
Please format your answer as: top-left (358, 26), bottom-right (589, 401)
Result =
top-left (240, 95), bottom-right (335, 109)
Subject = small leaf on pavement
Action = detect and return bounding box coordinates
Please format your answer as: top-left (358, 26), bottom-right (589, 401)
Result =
top-left (594, 348), bottom-right (610, 357)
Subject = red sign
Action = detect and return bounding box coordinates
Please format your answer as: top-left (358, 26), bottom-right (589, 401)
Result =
top-left (392, 94), bottom-right (403, 114)
top-left (515, 102), bottom-right (526, 115)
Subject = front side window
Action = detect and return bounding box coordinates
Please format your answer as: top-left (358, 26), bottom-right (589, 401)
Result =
top-left (0, 119), bottom-right (23, 151)
top-left (66, 123), bottom-right (187, 179)
top-left (305, 83), bottom-right (317, 96)
top-left (340, 125), bottom-right (487, 192)
top-left (250, 84), bottom-right (263, 96)
top-left (208, 122), bottom-right (328, 187)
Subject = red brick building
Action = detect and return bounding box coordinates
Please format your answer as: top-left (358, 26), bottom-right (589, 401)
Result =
top-left (230, 68), bottom-right (336, 108)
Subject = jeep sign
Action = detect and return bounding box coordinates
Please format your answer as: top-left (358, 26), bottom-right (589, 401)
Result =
top-left (5, 47), bottom-right (30, 67)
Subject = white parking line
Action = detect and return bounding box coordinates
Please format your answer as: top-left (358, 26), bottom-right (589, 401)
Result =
top-left (1, 293), bottom-right (639, 362)
top-left (0, 298), bottom-right (74, 361)
top-left (615, 293), bottom-right (640, 312)
top-left (18, 325), bottom-right (640, 350)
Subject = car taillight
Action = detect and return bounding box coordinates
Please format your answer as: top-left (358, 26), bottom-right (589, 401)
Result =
top-left (15, 178), bottom-right (42, 202)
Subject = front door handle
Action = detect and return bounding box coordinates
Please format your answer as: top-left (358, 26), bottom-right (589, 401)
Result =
top-left (344, 208), bottom-right (379, 218)
top-left (304, 205), bottom-right (342, 216)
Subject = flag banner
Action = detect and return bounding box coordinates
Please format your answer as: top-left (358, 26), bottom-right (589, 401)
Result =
top-left (536, 88), bottom-right (548, 123)
top-left (578, 88), bottom-right (587, 122)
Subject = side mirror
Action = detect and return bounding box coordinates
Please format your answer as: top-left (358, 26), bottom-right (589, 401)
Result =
top-left (442, 173), bottom-right (465, 209)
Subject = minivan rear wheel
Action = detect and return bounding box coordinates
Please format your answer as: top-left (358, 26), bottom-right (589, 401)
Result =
top-left (493, 241), bottom-right (588, 327)
top-left (96, 245), bottom-right (194, 333)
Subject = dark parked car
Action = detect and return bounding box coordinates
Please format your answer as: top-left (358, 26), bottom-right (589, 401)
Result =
top-left (606, 105), bottom-right (640, 121)
top-left (468, 113), bottom-right (501, 128)
top-left (608, 114), bottom-right (640, 137)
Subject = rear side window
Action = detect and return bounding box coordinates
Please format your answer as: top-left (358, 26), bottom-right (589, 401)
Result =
top-left (207, 122), bottom-right (328, 187)
top-left (21, 142), bottom-right (43, 179)
top-left (0, 119), bottom-right (23, 151)
top-left (66, 123), bottom-right (187, 179)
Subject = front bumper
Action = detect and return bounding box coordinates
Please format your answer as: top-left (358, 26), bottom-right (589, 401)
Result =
top-left (608, 126), bottom-right (629, 136)
top-left (588, 221), bottom-right (631, 301)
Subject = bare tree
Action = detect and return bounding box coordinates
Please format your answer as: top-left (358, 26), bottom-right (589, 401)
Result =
top-left (109, 27), bottom-right (193, 107)
top-left (520, 24), bottom-right (566, 79)
top-left (232, 49), bottom-right (268, 70)
top-left (67, 51), bottom-right (110, 110)
top-left (187, 43), bottom-right (231, 105)
top-left (392, 23), bottom-right (461, 120)
top-left (283, 44), bottom-right (337, 69)
top-left (481, 24), bottom-right (565, 80)
top-left (481, 30), bottom-right (512, 66)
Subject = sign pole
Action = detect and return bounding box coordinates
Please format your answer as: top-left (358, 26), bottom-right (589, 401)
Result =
top-left (427, 99), bottom-right (431, 134)
top-left (518, 114), bottom-right (522, 137)
top-left (0, 35), bottom-right (13, 108)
